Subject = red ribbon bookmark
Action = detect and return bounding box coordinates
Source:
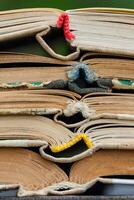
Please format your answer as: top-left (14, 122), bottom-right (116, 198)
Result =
top-left (57, 13), bottom-right (75, 41)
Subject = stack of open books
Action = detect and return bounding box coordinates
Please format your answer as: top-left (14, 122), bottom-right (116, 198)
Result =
top-left (0, 7), bottom-right (133, 196)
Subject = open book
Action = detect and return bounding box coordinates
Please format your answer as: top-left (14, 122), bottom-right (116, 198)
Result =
top-left (0, 90), bottom-right (134, 120)
top-left (0, 115), bottom-right (134, 163)
top-left (0, 8), bottom-right (133, 60)
top-left (1, 148), bottom-right (134, 196)
top-left (0, 52), bottom-right (134, 94)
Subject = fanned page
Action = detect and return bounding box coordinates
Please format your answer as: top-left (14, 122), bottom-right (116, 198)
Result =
top-left (0, 148), bottom-right (134, 196)
top-left (0, 148), bottom-right (68, 196)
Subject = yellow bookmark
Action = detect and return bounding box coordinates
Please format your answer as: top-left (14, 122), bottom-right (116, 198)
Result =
top-left (51, 133), bottom-right (93, 153)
